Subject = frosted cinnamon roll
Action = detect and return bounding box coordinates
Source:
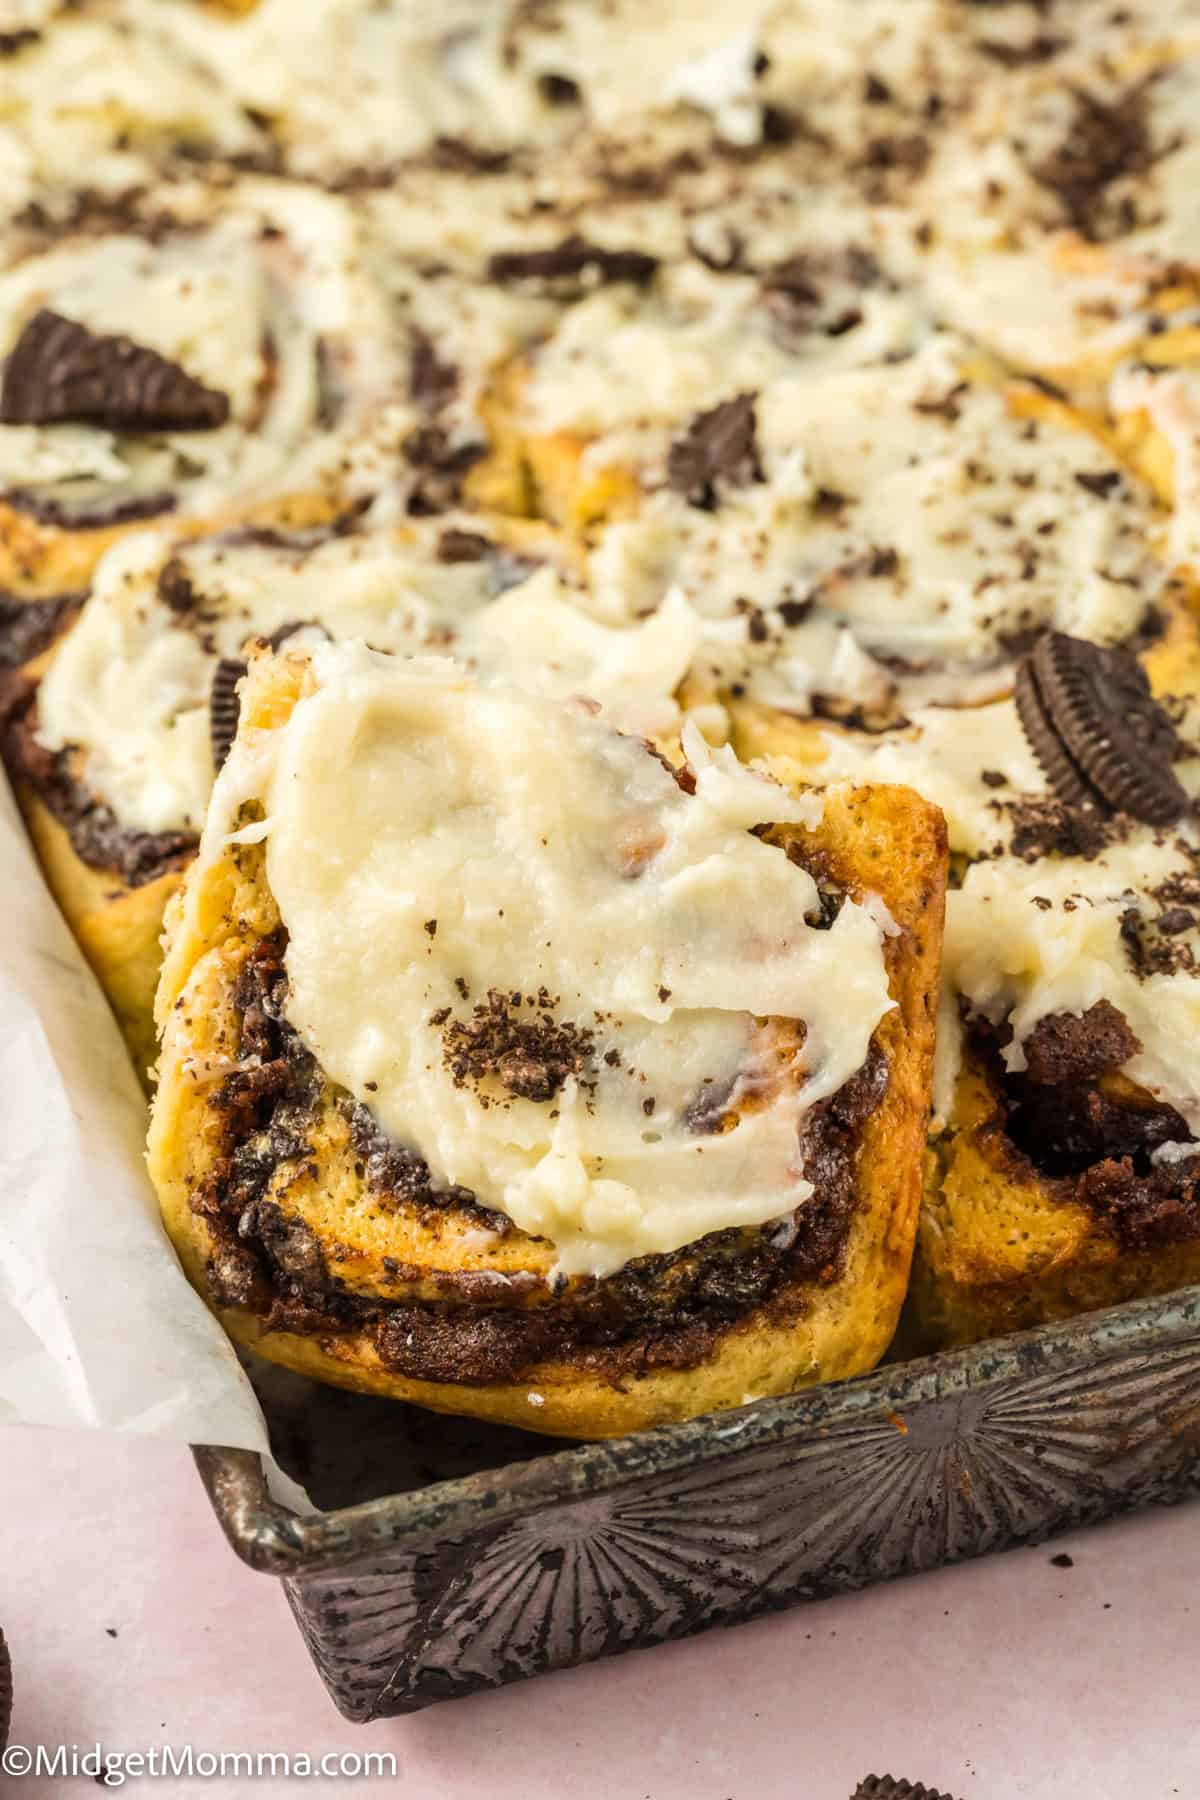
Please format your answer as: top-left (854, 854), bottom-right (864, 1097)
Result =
top-left (894, 22), bottom-right (1200, 385)
top-left (147, 643), bottom-right (946, 1436)
top-left (819, 613), bottom-right (1200, 1349)
top-left (1, 511), bottom-right (571, 1071)
top-left (0, 175), bottom-right (418, 549)
top-left (517, 324), bottom-right (1176, 739)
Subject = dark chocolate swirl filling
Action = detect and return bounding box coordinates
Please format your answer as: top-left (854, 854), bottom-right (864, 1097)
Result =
top-left (194, 935), bottom-right (886, 1385)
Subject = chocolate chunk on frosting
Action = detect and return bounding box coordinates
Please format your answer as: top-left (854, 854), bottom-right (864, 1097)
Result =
top-left (1020, 1000), bottom-right (1142, 1087)
top-left (0, 309), bottom-right (230, 433)
top-left (666, 392), bottom-right (761, 508)
top-left (487, 235), bottom-right (659, 289)
top-left (1014, 632), bottom-right (1188, 826)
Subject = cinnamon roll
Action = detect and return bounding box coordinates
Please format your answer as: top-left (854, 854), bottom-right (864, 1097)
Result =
top-left (147, 643), bottom-right (946, 1436)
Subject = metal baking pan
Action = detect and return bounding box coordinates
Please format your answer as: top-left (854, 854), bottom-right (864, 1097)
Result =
top-left (194, 1285), bottom-right (1200, 1719)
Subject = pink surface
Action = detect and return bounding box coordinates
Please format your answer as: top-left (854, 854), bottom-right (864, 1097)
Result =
top-left (2, 1423), bottom-right (1197, 1798)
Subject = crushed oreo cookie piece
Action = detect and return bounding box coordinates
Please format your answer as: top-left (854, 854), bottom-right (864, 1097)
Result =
top-left (667, 392), bottom-right (761, 508)
top-left (1014, 632), bottom-right (1188, 826)
top-left (1020, 1000), bottom-right (1141, 1087)
top-left (978, 34), bottom-right (1065, 68)
top-left (428, 136), bottom-right (512, 175)
top-left (436, 527), bottom-right (493, 563)
top-left (852, 1778), bottom-right (959, 1800)
top-left (408, 328), bottom-right (458, 413)
top-left (210, 657), bottom-right (247, 773)
top-left (0, 308), bottom-right (230, 432)
top-left (442, 989), bottom-right (595, 1103)
top-left (537, 71), bottom-right (581, 106)
top-left (1028, 79), bottom-right (1159, 241)
top-left (156, 556), bottom-right (197, 615)
top-left (401, 424), bottom-right (485, 515)
top-left (487, 235), bottom-right (658, 289)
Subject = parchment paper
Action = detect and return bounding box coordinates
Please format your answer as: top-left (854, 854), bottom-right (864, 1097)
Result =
top-left (0, 775), bottom-right (280, 1460)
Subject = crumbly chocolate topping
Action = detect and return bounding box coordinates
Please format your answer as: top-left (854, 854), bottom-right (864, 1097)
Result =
top-left (977, 33), bottom-right (1066, 68)
top-left (436, 527), bottom-right (493, 563)
top-left (1120, 904), bottom-right (1200, 980)
top-left (486, 234), bottom-right (659, 289)
top-left (666, 392), bottom-right (761, 508)
top-left (401, 424), bottom-right (485, 515)
top-left (0, 308), bottom-right (230, 432)
top-left (1002, 793), bottom-right (1118, 863)
top-left (428, 136), bottom-right (513, 176)
top-left (156, 556), bottom-right (197, 615)
top-left (759, 246), bottom-right (883, 341)
top-left (441, 988), bottom-right (595, 1102)
top-left (0, 591), bottom-right (82, 669)
top-left (196, 937), bottom-right (886, 1384)
top-left (972, 1013), bottom-right (1200, 1249)
top-left (408, 328), bottom-right (458, 413)
top-left (1076, 1155), bottom-right (1200, 1253)
top-left (1027, 79), bottom-right (1164, 242)
top-left (1020, 1000), bottom-right (1141, 1087)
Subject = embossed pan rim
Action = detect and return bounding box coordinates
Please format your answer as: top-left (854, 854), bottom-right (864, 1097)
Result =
top-left (194, 1284), bottom-right (1200, 1579)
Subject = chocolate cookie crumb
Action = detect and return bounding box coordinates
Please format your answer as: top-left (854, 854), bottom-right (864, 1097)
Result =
top-left (442, 990), bottom-right (595, 1102)
top-left (408, 328), bottom-right (458, 413)
top-left (1028, 80), bottom-right (1161, 242)
top-left (487, 235), bottom-right (658, 289)
top-left (1021, 1001), bottom-right (1141, 1086)
top-left (667, 392), bottom-right (761, 508)
top-left (436, 527), bottom-right (493, 563)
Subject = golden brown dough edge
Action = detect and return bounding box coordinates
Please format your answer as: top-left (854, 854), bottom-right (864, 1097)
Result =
top-left (901, 1059), bottom-right (1200, 1354)
top-left (9, 782), bottom-right (182, 1083)
top-left (148, 653), bottom-right (947, 1438)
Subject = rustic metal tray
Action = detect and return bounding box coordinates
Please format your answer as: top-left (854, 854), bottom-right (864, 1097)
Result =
top-left (194, 1286), bottom-right (1200, 1720)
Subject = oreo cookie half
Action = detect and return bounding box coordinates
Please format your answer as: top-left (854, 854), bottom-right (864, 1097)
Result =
top-left (1015, 632), bottom-right (1188, 827)
top-left (0, 1626), bottom-right (11, 1752)
top-left (210, 657), bottom-right (247, 773)
top-left (0, 309), bottom-right (230, 433)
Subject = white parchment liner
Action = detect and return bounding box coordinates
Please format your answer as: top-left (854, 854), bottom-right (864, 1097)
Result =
top-left (0, 774), bottom-right (294, 1478)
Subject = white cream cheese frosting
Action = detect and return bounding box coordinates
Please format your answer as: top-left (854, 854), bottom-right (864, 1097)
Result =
top-left (561, 332), bottom-right (1170, 712)
top-left (35, 518), bottom-right (562, 832)
top-left (204, 645), bottom-right (893, 1275)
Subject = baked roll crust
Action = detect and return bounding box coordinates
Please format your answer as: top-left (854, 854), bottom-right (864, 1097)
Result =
top-left (846, 606), bottom-right (1200, 1352)
top-left (148, 648), bottom-right (946, 1437)
top-left (909, 1046), bottom-right (1200, 1352)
